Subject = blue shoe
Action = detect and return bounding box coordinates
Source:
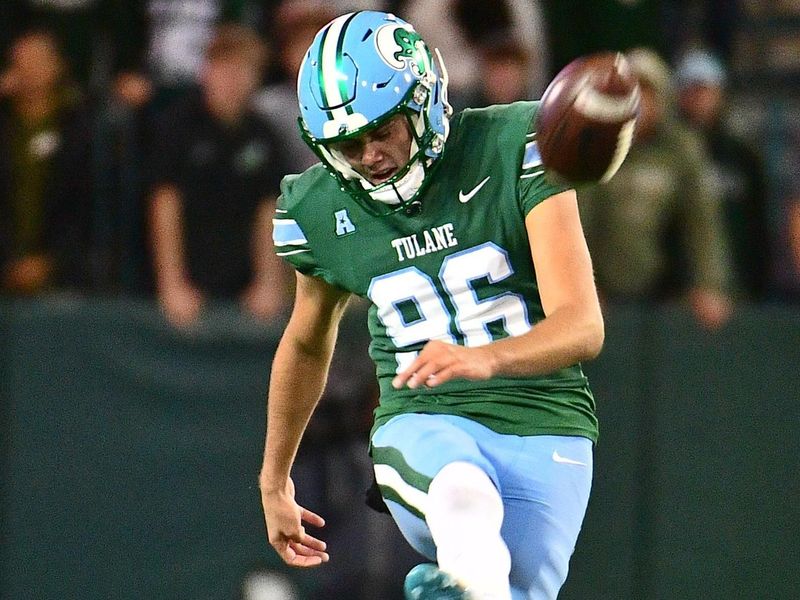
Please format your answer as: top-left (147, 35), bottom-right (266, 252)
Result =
top-left (404, 563), bottom-right (471, 599)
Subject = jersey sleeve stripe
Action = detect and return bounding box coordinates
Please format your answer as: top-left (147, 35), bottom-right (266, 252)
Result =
top-left (276, 248), bottom-right (311, 257)
top-left (520, 170), bottom-right (545, 179)
top-left (522, 141), bottom-right (543, 169)
top-left (275, 238), bottom-right (309, 247)
top-left (273, 219), bottom-right (308, 245)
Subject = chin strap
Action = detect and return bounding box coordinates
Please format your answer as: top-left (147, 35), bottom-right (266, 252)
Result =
top-left (361, 160), bottom-right (427, 205)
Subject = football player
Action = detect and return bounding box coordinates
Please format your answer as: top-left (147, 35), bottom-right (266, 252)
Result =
top-left (259, 11), bottom-right (604, 600)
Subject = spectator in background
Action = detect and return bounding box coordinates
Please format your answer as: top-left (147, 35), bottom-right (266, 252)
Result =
top-left (113, 0), bottom-right (263, 112)
top-left (579, 48), bottom-right (734, 329)
top-left (462, 36), bottom-right (535, 109)
top-left (676, 47), bottom-right (771, 301)
top-left (400, 0), bottom-right (550, 110)
top-left (148, 24), bottom-right (290, 328)
top-left (253, 0), bottom-right (337, 173)
top-left (93, 1), bottom-right (262, 295)
top-left (542, 0), bottom-right (667, 73)
top-left (787, 194), bottom-right (800, 299)
top-left (661, 0), bottom-right (741, 64)
top-left (1, 0), bottom-right (107, 93)
top-left (0, 29), bottom-right (92, 295)
top-left (253, 0), bottom-right (389, 173)
top-left (773, 157), bottom-right (800, 303)
top-left (0, 1), bottom-right (153, 101)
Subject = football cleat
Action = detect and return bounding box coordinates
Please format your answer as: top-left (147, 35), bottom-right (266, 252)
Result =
top-left (404, 563), bottom-right (472, 600)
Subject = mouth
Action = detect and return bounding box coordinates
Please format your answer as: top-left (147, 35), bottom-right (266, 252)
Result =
top-left (368, 166), bottom-right (397, 184)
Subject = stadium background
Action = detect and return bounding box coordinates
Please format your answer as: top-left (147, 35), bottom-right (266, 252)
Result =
top-left (1, 1), bottom-right (799, 599)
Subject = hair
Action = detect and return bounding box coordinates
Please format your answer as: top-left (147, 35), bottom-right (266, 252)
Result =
top-left (205, 23), bottom-right (268, 73)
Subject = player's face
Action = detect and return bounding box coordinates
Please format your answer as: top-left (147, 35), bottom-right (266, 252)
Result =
top-left (328, 114), bottom-right (413, 185)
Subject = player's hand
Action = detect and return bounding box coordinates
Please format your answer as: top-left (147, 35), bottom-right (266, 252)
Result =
top-left (261, 478), bottom-right (329, 568)
top-left (240, 280), bottom-right (288, 321)
top-left (2, 254), bottom-right (52, 294)
top-left (392, 339), bottom-right (496, 389)
top-left (159, 280), bottom-right (204, 328)
top-left (688, 287), bottom-right (733, 331)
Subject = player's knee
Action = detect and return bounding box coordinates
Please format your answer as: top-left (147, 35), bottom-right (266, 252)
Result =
top-left (427, 461), bottom-right (503, 530)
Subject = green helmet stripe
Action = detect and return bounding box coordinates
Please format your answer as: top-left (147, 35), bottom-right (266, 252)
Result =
top-left (334, 13), bottom-right (357, 115)
top-left (316, 21), bottom-right (332, 120)
top-left (318, 12), bottom-right (358, 123)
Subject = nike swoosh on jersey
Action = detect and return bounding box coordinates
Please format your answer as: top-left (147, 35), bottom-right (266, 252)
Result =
top-left (552, 450), bottom-right (587, 466)
top-left (458, 176), bottom-right (491, 203)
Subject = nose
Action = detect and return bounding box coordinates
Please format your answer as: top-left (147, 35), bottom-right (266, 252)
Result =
top-left (361, 140), bottom-right (384, 168)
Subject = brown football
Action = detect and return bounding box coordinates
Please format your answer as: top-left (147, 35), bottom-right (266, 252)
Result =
top-left (536, 52), bottom-right (641, 184)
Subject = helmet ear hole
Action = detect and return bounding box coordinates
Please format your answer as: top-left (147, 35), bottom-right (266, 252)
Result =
top-left (412, 83), bottom-right (428, 108)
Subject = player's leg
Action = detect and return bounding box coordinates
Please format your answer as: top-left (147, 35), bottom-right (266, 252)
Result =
top-left (371, 413), bottom-right (512, 599)
top-left (495, 435), bottom-right (593, 600)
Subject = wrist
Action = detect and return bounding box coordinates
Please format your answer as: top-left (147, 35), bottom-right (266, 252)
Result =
top-left (159, 273), bottom-right (190, 293)
top-left (478, 344), bottom-right (502, 379)
top-left (258, 472), bottom-right (288, 495)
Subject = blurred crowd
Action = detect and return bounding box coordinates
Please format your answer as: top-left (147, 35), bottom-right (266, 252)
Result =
top-left (1, 0), bottom-right (799, 324)
top-left (1, 1), bottom-right (799, 599)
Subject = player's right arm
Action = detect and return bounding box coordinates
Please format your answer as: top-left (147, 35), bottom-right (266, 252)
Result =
top-left (259, 270), bottom-right (350, 567)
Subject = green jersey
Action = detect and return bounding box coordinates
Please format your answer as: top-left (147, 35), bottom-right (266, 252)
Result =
top-left (273, 101), bottom-right (598, 442)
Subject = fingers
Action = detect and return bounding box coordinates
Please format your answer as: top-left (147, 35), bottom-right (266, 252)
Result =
top-left (301, 507), bottom-right (326, 528)
top-left (393, 346), bottom-right (432, 389)
top-left (404, 359), bottom-right (441, 389)
top-left (393, 365), bottom-right (437, 389)
top-left (269, 511), bottom-right (329, 568)
top-left (277, 532), bottom-right (329, 568)
top-left (272, 531), bottom-right (329, 568)
top-left (427, 366), bottom-right (455, 387)
top-left (392, 369), bottom-right (413, 390)
top-left (391, 342), bottom-right (493, 389)
top-left (393, 343), bottom-right (451, 389)
top-left (289, 539), bottom-right (330, 565)
top-left (297, 526), bottom-right (328, 554)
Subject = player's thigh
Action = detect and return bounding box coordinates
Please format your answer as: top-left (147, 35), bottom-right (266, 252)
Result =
top-left (499, 435), bottom-right (593, 600)
top-left (370, 413), bottom-right (499, 559)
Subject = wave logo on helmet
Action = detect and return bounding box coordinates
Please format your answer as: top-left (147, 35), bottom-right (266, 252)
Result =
top-left (375, 24), bottom-right (428, 77)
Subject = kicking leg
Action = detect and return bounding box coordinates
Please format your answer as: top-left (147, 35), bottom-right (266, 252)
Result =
top-left (371, 414), bottom-right (512, 599)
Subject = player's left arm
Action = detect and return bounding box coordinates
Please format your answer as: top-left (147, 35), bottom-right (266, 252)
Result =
top-left (393, 189), bottom-right (604, 389)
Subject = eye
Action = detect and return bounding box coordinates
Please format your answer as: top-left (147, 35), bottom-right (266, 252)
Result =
top-left (373, 126), bottom-right (392, 140)
top-left (333, 139), bottom-right (362, 157)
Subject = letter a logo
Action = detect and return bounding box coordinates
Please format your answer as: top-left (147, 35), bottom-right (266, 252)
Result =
top-left (334, 209), bottom-right (356, 236)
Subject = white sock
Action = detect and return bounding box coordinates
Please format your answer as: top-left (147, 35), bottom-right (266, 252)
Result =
top-left (426, 461), bottom-right (512, 600)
